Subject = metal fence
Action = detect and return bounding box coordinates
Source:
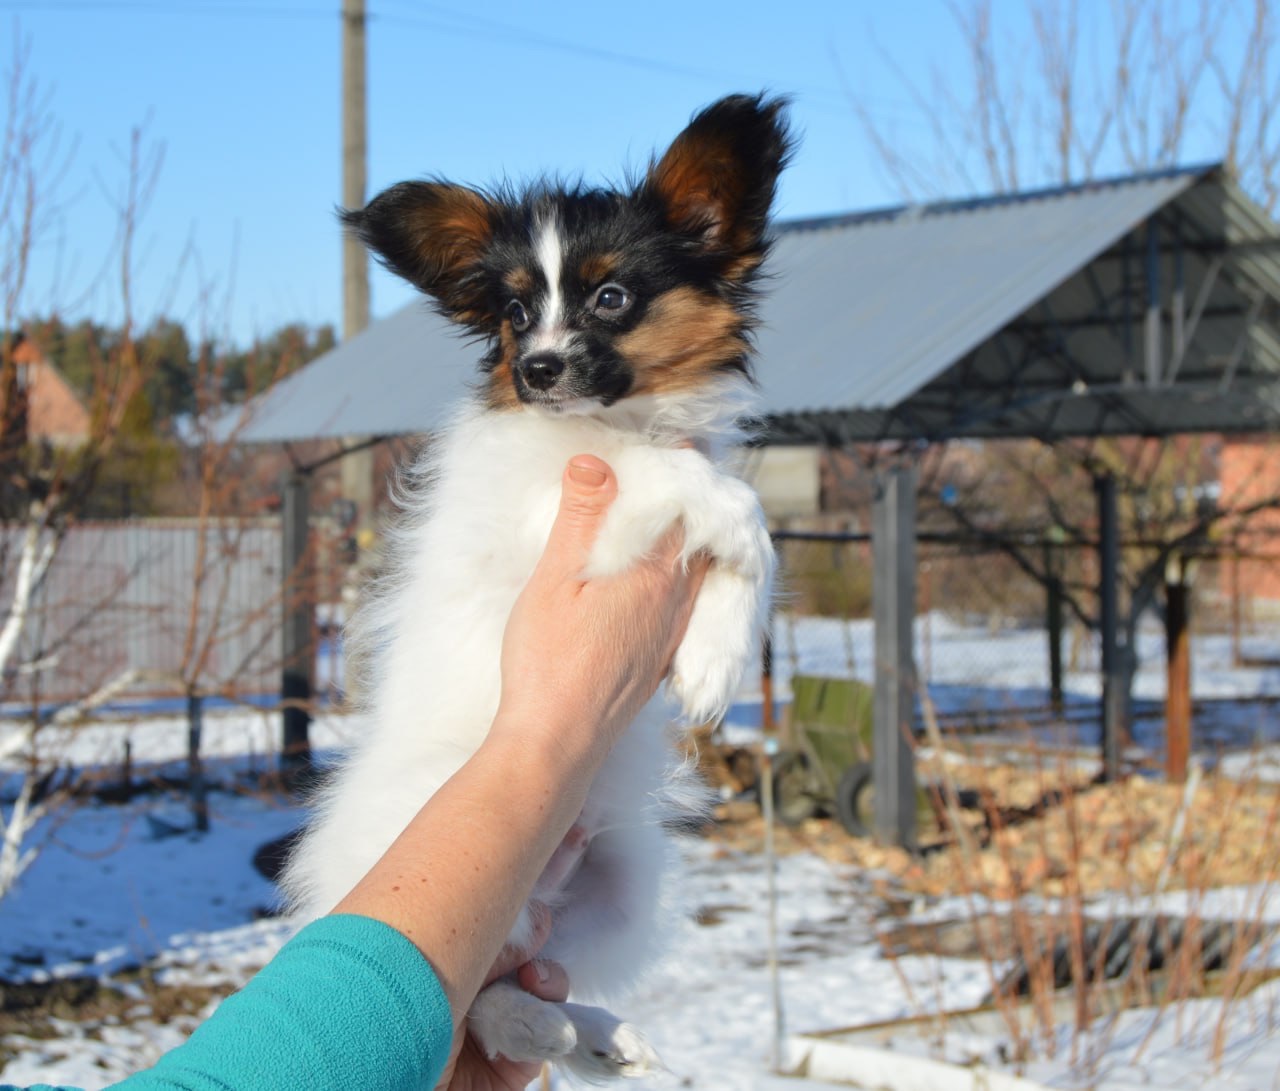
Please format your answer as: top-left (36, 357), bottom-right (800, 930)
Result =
top-left (769, 530), bottom-right (1280, 742)
top-left (0, 518), bottom-right (285, 707)
top-left (770, 533), bottom-right (1063, 719)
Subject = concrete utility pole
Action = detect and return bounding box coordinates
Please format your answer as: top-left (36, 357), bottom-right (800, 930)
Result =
top-left (277, 1), bottom-right (373, 781)
top-left (337, 0), bottom-right (376, 709)
top-left (340, 0), bottom-right (375, 537)
top-left (341, 0), bottom-right (369, 338)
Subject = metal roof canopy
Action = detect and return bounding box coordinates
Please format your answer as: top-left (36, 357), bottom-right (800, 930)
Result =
top-left (758, 163), bottom-right (1280, 445)
top-left (252, 165), bottom-right (1280, 823)
top-left (239, 163), bottom-right (1280, 449)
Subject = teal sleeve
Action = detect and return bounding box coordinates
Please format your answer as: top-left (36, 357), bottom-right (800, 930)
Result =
top-left (0, 914), bottom-right (455, 1091)
top-left (116, 914), bottom-right (454, 1090)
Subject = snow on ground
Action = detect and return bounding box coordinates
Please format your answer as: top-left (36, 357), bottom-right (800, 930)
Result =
top-left (1021, 981), bottom-right (1280, 1091)
top-left (3, 750), bottom-right (1279, 1090)
top-left (2, 615), bottom-right (1280, 1089)
top-left (770, 613), bottom-right (1280, 704)
top-left (0, 757), bottom-right (987, 1089)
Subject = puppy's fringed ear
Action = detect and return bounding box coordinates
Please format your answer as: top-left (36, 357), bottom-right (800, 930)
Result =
top-left (342, 181), bottom-right (497, 328)
top-left (645, 93), bottom-right (794, 276)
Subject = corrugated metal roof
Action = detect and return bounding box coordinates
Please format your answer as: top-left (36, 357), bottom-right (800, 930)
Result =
top-left (236, 301), bottom-right (480, 442)
top-left (755, 169), bottom-right (1201, 415)
top-left (238, 164), bottom-right (1280, 445)
top-left (761, 165), bottom-right (1280, 442)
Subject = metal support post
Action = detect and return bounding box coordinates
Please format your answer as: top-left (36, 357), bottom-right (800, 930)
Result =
top-left (1145, 218), bottom-right (1162, 387)
top-left (1044, 533), bottom-right (1065, 714)
top-left (872, 465), bottom-right (918, 849)
top-left (1096, 473), bottom-right (1124, 781)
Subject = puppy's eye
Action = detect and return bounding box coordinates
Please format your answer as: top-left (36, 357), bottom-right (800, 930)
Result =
top-left (593, 284), bottom-right (632, 315)
top-left (508, 300), bottom-right (531, 332)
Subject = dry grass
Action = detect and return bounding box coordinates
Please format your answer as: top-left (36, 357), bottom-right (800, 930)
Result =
top-left (704, 736), bottom-right (1280, 1074)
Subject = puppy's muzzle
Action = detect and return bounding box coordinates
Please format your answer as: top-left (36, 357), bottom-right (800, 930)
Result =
top-left (520, 353), bottom-right (567, 392)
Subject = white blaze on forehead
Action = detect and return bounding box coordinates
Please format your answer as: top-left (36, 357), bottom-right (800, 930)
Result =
top-left (532, 216), bottom-right (566, 348)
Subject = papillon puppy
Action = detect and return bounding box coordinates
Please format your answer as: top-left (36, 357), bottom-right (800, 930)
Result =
top-left (282, 93), bottom-right (792, 1081)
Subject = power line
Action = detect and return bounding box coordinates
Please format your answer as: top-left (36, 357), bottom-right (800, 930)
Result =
top-left (377, 1), bottom-right (817, 96)
top-left (0, 0), bottom-right (332, 16)
top-left (370, 1), bottom-right (910, 119)
top-left (1, 0), bottom-right (927, 125)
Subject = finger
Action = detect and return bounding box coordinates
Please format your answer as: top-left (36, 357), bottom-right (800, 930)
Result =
top-left (540, 456), bottom-right (618, 577)
top-left (484, 902), bottom-right (553, 985)
top-left (517, 958), bottom-right (571, 1003)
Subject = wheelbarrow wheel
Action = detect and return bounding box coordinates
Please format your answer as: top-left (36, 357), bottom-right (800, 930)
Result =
top-left (770, 750), bottom-right (821, 826)
top-left (834, 761), bottom-right (875, 838)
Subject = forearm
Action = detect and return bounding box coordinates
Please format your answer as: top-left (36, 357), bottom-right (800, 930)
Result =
top-left (332, 720), bottom-right (597, 1020)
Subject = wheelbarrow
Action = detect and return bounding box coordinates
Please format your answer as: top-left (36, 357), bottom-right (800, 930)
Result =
top-left (771, 674), bottom-right (932, 837)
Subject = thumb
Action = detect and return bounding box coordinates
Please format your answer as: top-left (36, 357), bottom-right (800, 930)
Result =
top-left (542, 456), bottom-right (617, 573)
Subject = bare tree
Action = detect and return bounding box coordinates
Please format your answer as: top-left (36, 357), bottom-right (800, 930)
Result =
top-left (842, 0), bottom-right (1280, 731)
top-left (850, 0), bottom-right (1278, 212)
top-left (0, 21), bottom-right (338, 891)
top-left (0, 32), bottom-right (167, 893)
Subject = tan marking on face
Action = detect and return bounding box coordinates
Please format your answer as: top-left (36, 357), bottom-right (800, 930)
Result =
top-left (482, 325), bottom-right (523, 411)
top-left (504, 268), bottom-right (534, 299)
top-left (578, 252), bottom-right (623, 287)
top-left (616, 286), bottom-right (748, 395)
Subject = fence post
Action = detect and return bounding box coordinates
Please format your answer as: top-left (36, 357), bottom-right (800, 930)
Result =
top-left (760, 624), bottom-right (775, 733)
top-left (872, 465), bottom-right (918, 850)
top-left (1230, 552), bottom-right (1243, 667)
top-left (281, 470), bottom-right (314, 791)
top-left (1165, 557), bottom-right (1191, 782)
top-left (187, 691), bottom-right (209, 833)
top-left (1044, 533), bottom-right (1064, 714)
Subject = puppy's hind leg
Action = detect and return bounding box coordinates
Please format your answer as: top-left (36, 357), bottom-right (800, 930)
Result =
top-left (559, 1002), bottom-right (664, 1082)
top-left (468, 982), bottom-right (663, 1081)
top-left (468, 979), bottom-right (577, 1066)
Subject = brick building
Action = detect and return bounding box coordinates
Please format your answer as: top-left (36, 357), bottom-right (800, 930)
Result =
top-left (1220, 437), bottom-right (1280, 605)
top-left (7, 337), bottom-right (91, 447)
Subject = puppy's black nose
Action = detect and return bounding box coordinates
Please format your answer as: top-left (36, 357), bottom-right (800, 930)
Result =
top-left (520, 353), bottom-right (566, 391)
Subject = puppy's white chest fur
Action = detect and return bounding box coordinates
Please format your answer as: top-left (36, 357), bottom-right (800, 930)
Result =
top-left (280, 381), bottom-right (774, 1079)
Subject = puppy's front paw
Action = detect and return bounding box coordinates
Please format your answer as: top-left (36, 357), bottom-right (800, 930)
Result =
top-left (668, 569), bottom-right (753, 722)
top-left (469, 981), bottom-right (577, 1064)
top-left (669, 520), bottom-right (773, 722)
top-left (561, 1002), bottom-right (664, 1081)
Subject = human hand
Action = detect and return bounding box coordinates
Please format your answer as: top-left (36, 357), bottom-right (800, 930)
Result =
top-left (494, 455), bottom-right (710, 771)
top-left (436, 907), bottom-right (567, 1091)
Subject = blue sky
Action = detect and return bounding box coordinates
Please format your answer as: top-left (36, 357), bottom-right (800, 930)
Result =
top-left (4, 0), bottom-right (1250, 346)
